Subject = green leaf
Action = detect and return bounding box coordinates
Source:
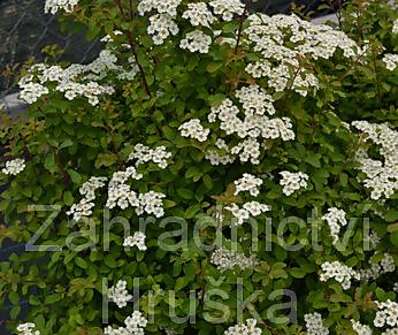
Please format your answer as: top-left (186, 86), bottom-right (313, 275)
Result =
top-left (8, 291), bottom-right (19, 305)
top-left (289, 268), bottom-right (306, 278)
top-left (75, 257), bottom-right (88, 269)
top-left (63, 191), bottom-right (74, 206)
top-left (203, 175), bottom-right (213, 190)
top-left (104, 255), bottom-right (118, 268)
top-left (177, 188), bottom-right (194, 200)
top-left (385, 210), bottom-right (398, 223)
top-left (44, 153), bottom-right (58, 174)
top-left (67, 169), bottom-right (82, 185)
top-left (45, 294), bottom-right (62, 304)
top-left (95, 153), bottom-right (118, 168)
top-left (185, 167), bottom-right (202, 179)
top-left (207, 63), bottom-right (223, 73)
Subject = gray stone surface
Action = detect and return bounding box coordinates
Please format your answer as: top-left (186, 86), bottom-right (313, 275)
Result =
top-left (0, 92), bottom-right (27, 116)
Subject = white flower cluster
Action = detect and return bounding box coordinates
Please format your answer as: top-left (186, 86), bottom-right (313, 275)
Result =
top-left (106, 167), bottom-right (166, 218)
top-left (224, 319), bottom-right (262, 335)
top-left (68, 158), bottom-right (167, 220)
top-left (106, 167), bottom-right (144, 210)
top-left (1, 158), bottom-right (26, 176)
top-left (319, 261), bottom-right (360, 290)
top-left (225, 201), bottom-right (271, 225)
top-left (44, 0), bottom-right (78, 14)
top-left (352, 121), bottom-right (398, 200)
top-left (128, 144), bottom-right (172, 169)
top-left (182, 3), bottom-right (216, 27)
top-left (351, 320), bottom-right (372, 335)
top-left (148, 14), bottom-right (180, 45)
top-left (369, 231), bottom-right (381, 249)
top-left (207, 94), bottom-right (294, 165)
top-left (136, 191), bottom-right (166, 217)
top-left (138, 0), bottom-right (181, 16)
top-left (108, 280), bottom-right (133, 308)
top-left (18, 50), bottom-right (136, 106)
top-left (100, 30), bottom-right (123, 43)
top-left (383, 54), bottom-right (398, 71)
top-left (234, 173), bottom-right (263, 197)
top-left (209, 0), bottom-right (245, 22)
top-left (393, 19), bottom-right (398, 34)
top-left (205, 139), bottom-right (235, 166)
top-left (243, 14), bottom-right (358, 96)
top-left (321, 207), bottom-right (347, 244)
top-left (104, 311), bottom-right (148, 335)
top-left (304, 313), bottom-right (329, 335)
top-left (360, 253), bottom-right (396, 281)
top-left (279, 171), bottom-right (309, 196)
top-left (180, 30), bottom-right (212, 53)
top-left (138, 0), bottom-right (181, 44)
top-left (106, 167), bottom-right (143, 211)
top-left (210, 247), bottom-right (257, 271)
top-left (374, 300), bottom-right (398, 329)
top-left (16, 323), bottom-right (40, 335)
top-left (17, 82), bottom-right (49, 104)
top-left (235, 85), bottom-right (276, 116)
top-left (123, 232), bottom-right (147, 251)
top-left (179, 119), bottom-right (210, 142)
top-left (66, 177), bottom-right (107, 222)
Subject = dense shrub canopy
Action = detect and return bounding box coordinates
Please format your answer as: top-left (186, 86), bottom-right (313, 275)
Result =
top-left (1, 1), bottom-right (398, 335)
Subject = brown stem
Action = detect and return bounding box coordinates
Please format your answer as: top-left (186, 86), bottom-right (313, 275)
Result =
top-left (234, 1), bottom-right (250, 54)
top-left (113, 0), bottom-right (152, 97)
top-left (126, 31), bottom-right (152, 97)
top-left (372, 50), bottom-right (382, 104)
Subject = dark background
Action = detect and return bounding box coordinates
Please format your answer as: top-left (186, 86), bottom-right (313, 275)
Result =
top-left (0, 0), bottom-right (339, 334)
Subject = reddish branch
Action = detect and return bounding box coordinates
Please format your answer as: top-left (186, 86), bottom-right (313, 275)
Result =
top-left (234, 0), bottom-right (250, 54)
top-left (113, 0), bottom-right (152, 97)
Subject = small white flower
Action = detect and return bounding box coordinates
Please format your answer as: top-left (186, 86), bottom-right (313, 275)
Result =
top-left (137, 0), bottom-right (181, 17)
top-left (108, 280), bottom-right (132, 308)
top-left (210, 248), bottom-right (257, 272)
top-left (225, 201), bottom-right (270, 225)
top-left (374, 300), bottom-right (398, 329)
top-left (279, 171), bottom-right (309, 196)
top-left (304, 313), bottom-right (329, 335)
top-left (224, 319), bottom-right (262, 335)
top-left (352, 121), bottom-right (398, 200)
top-left (17, 323), bottom-right (40, 335)
top-left (322, 207), bottom-right (347, 245)
top-left (147, 14), bottom-right (179, 45)
top-left (235, 84), bottom-right (276, 115)
top-left (179, 119), bottom-right (210, 142)
top-left (44, 0), bottom-right (79, 14)
top-left (234, 173), bottom-right (263, 197)
top-left (182, 2), bottom-right (216, 27)
top-left (18, 82), bottom-right (49, 104)
top-left (1, 159), bottom-right (26, 176)
top-left (104, 310), bottom-right (148, 335)
top-left (124, 232), bottom-right (147, 251)
top-left (209, 0), bottom-right (245, 21)
top-left (383, 54), bottom-right (398, 71)
top-left (319, 261), bottom-right (360, 290)
top-left (351, 320), bottom-right (372, 335)
top-left (129, 144), bottom-right (172, 169)
top-left (393, 19), bottom-right (398, 34)
top-left (180, 30), bottom-right (212, 54)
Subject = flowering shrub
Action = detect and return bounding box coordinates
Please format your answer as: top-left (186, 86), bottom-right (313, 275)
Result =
top-left (1, 0), bottom-right (398, 335)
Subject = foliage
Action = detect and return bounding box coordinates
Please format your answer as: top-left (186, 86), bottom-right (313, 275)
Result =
top-left (1, 1), bottom-right (398, 335)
